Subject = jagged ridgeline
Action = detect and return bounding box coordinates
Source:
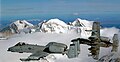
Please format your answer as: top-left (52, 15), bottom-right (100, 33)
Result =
top-left (0, 20), bottom-right (34, 36)
top-left (0, 18), bottom-right (93, 37)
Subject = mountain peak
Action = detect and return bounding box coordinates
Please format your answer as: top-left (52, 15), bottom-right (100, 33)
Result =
top-left (72, 18), bottom-right (93, 27)
top-left (38, 18), bottom-right (68, 33)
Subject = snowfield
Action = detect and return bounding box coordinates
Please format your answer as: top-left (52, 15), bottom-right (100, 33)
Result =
top-left (38, 19), bottom-right (69, 33)
top-left (0, 18), bottom-right (120, 62)
top-left (0, 30), bottom-right (80, 62)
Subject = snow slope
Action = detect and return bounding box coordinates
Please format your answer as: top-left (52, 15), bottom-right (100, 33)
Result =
top-left (38, 19), bottom-right (68, 33)
top-left (98, 32), bottom-right (120, 62)
top-left (38, 18), bottom-right (93, 38)
top-left (10, 20), bottom-right (34, 33)
top-left (0, 30), bottom-right (80, 62)
top-left (98, 52), bottom-right (120, 62)
top-left (11, 20), bottom-right (34, 30)
top-left (70, 18), bottom-right (93, 38)
top-left (72, 18), bottom-right (93, 27)
top-left (0, 20), bottom-right (34, 34)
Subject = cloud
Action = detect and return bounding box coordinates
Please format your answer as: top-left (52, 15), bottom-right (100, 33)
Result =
top-left (5, 8), bottom-right (34, 11)
top-left (101, 27), bottom-right (120, 38)
top-left (73, 13), bottom-right (79, 16)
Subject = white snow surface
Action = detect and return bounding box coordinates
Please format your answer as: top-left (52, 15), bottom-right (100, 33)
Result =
top-left (98, 31), bottom-right (120, 62)
top-left (11, 20), bottom-right (34, 30)
top-left (0, 30), bottom-right (80, 62)
top-left (39, 19), bottom-right (68, 33)
top-left (72, 18), bottom-right (93, 27)
top-left (98, 52), bottom-right (120, 62)
top-left (0, 18), bottom-right (120, 62)
top-left (10, 20), bottom-right (34, 33)
top-left (46, 19), bottom-right (68, 27)
top-left (38, 18), bottom-right (93, 38)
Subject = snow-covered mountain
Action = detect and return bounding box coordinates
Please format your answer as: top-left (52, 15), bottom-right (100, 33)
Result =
top-left (37, 18), bottom-right (93, 38)
top-left (38, 19), bottom-right (68, 33)
top-left (0, 18), bottom-right (93, 38)
top-left (10, 20), bottom-right (34, 33)
top-left (69, 18), bottom-right (93, 38)
top-left (0, 20), bottom-right (35, 36)
top-left (71, 18), bottom-right (93, 27)
top-left (0, 18), bottom-right (94, 36)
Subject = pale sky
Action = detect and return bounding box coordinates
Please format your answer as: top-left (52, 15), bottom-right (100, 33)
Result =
top-left (1, 0), bottom-right (120, 17)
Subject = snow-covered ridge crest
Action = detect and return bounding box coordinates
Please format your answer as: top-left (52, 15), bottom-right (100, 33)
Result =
top-left (11, 20), bottom-right (34, 29)
top-left (72, 18), bottom-right (93, 27)
top-left (10, 20), bottom-right (34, 33)
top-left (38, 18), bottom-right (93, 34)
top-left (0, 18), bottom-right (94, 37)
top-left (0, 20), bottom-right (35, 37)
top-left (39, 18), bottom-right (69, 33)
top-left (46, 19), bottom-right (68, 27)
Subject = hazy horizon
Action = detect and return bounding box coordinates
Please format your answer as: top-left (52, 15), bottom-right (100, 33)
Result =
top-left (1, 0), bottom-right (120, 28)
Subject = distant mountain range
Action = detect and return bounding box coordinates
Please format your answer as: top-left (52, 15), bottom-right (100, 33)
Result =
top-left (0, 18), bottom-right (93, 37)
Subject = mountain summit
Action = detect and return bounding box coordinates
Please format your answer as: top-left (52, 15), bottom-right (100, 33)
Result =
top-left (38, 19), bottom-right (68, 33)
top-left (10, 20), bottom-right (34, 33)
top-left (0, 20), bottom-right (34, 36)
